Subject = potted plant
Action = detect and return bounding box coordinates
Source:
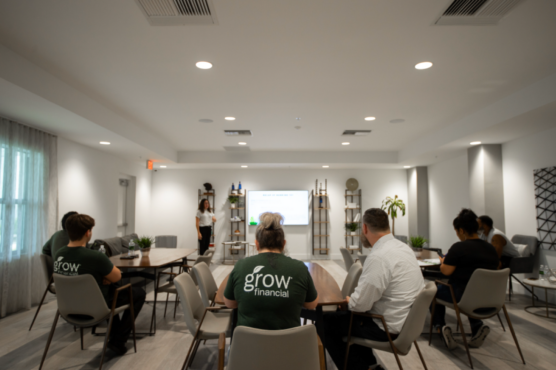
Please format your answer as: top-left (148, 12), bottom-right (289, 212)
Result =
top-left (229, 195), bottom-right (239, 208)
top-left (135, 236), bottom-right (155, 256)
top-left (345, 222), bottom-right (359, 236)
top-left (381, 195), bottom-right (406, 236)
top-left (410, 235), bottom-right (428, 258)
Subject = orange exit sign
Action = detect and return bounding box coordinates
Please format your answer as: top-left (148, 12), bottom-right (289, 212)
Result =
top-left (146, 160), bottom-right (153, 170)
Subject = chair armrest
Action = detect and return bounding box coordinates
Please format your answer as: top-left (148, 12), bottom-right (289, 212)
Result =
top-left (317, 335), bottom-right (325, 370)
top-left (115, 283), bottom-right (132, 292)
top-left (110, 283), bottom-right (132, 311)
top-left (351, 312), bottom-right (397, 342)
top-left (218, 332), bottom-right (226, 370)
top-left (182, 265), bottom-right (195, 269)
top-left (158, 272), bottom-right (180, 277)
top-left (206, 307), bottom-right (227, 312)
top-left (434, 280), bottom-right (459, 307)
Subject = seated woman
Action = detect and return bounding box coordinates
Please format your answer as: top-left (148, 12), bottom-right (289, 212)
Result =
top-left (432, 209), bottom-right (499, 350)
top-left (224, 212), bottom-right (319, 330)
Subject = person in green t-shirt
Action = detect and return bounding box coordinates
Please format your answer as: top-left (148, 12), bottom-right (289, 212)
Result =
top-left (224, 212), bottom-right (318, 330)
top-left (42, 211), bottom-right (78, 257)
top-left (53, 214), bottom-right (145, 356)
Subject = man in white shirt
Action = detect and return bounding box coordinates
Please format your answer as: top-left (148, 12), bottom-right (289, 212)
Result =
top-left (478, 215), bottom-right (520, 268)
top-left (324, 208), bottom-right (425, 370)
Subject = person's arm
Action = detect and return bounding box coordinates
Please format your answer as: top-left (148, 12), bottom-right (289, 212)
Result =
top-left (212, 216), bottom-right (217, 223)
top-left (104, 266), bottom-right (122, 283)
top-left (491, 235), bottom-right (506, 258)
top-left (42, 235), bottom-right (53, 256)
top-left (196, 217), bottom-right (202, 240)
top-left (303, 268), bottom-right (319, 309)
top-left (223, 270), bottom-right (238, 308)
top-left (441, 244), bottom-right (461, 276)
top-left (348, 255), bottom-right (390, 312)
top-left (224, 297), bottom-right (238, 309)
top-left (303, 295), bottom-right (319, 310)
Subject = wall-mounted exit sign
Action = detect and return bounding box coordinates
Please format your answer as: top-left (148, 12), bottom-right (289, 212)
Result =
top-left (146, 160), bottom-right (153, 170)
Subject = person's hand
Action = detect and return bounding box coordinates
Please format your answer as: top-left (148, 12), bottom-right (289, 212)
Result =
top-left (439, 256), bottom-right (445, 264)
top-left (102, 279), bottom-right (111, 285)
top-left (339, 297), bottom-right (350, 311)
top-left (198, 233), bottom-right (202, 240)
top-left (212, 216), bottom-right (217, 223)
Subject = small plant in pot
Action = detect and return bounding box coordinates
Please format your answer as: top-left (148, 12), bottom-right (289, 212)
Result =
top-left (410, 235), bottom-right (428, 258)
top-left (229, 195), bottom-right (239, 208)
top-left (135, 236), bottom-right (155, 256)
top-left (345, 222), bottom-right (359, 236)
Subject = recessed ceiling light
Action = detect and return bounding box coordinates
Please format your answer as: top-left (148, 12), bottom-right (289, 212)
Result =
top-left (342, 142), bottom-right (350, 146)
top-left (241, 165), bottom-right (248, 168)
top-left (415, 62), bottom-right (433, 70)
top-left (470, 141), bottom-right (482, 145)
top-left (365, 117), bottom-right (376, 121)
top-left (160, 165), bottom-right (167, 168)
top-left (404, 166), bottom-right (411, 168)
top-left (322, 165), bottom-right (329, 168)
top-left (99, 141), bottom-right (110, 145)
top-left (196, 61), bottom-right (212, 69)
top-left (238, 142), bottom-right (247, 145)
top-left (225, 117), bottom-right (236, 121)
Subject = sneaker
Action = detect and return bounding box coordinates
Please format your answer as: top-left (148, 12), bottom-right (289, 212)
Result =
top-left (107, 342), bottom-right (128, 356)
top-left (468, 325), bottom-right (490, 348)
top-left (442, 326), bottom-right (458, 350)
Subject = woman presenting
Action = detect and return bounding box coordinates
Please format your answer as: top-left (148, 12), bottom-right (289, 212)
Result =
top-left (196, 199), bottom-right (216, 255)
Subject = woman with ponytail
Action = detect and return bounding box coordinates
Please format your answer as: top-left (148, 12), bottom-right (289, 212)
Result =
top-left (223, 212), bottom-right (318, 330)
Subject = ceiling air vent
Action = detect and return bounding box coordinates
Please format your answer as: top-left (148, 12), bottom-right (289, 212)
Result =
top-left (135, 0), bottom-right (218, 25)
top-left (223, 146), bottom-right (251, 152)
top-left (435, 0), bottom-right (525, 25)
top-left (342, 130), bottom-right (371, 136)
top-left (224, 130), bottom-right (253, 136)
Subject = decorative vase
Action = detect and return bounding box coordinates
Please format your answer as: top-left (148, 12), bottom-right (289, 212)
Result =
top-left (231, 203), bottom-right (236, 208)
top-left (141, 247), bottom-right (151, 256)
top-left (351, 231), bottom-right (357, 236)
top-left (413, 248), bottom-right (422, 258)
top-left (232, 190), bottom-right (237, 195)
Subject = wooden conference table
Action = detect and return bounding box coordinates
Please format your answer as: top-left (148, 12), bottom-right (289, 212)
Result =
top-left (110, 248), bottom-right (196, 335)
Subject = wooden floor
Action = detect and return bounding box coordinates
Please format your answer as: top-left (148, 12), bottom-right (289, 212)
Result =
top-left (1, 260), bottom-right (555, 370)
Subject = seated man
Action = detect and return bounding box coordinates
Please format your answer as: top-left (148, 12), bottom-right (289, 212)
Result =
top-left (324, 208), bottom-right (425, 370)
top-left (42, 211), bottom-right (77, 257)
top-left (54, 214), bottom-right (145, 355)
top-left (432, 209), bottom-right (499, 350)
top-left (478, 215), bottom-right (520, 267)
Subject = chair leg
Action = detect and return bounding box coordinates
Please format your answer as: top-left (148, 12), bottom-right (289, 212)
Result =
top-left (429, 299), bottom-right (436, 345)
top-left (454, 308), bottom-right (473, 369)
top-left (303, 318), bottom-right (307, 325)
top-left (39, 310), bottom-right (60, 370)
top-left (173, 294), bottom-right (179, 319)
top-left (182, 338), bottom-right (198, 370)
top-left (508, 276), bottom-right (513, 301)
top-left (188, 338), bottom-right (202, 368)
top-left (496, 313), bottom-right (506, 332)
top-left (129, 288), bottom-right (137, 353)
top-left (502, 305), bottom-right (526, 364)
top-left (164, 293), bottom-right (170, 318)
top-left (386, 335), bottom-right (403, 370)
top-left (29, 285), bottom-right (50, 331)
top-left (80, 328), bottom-right (84, 350)
top-left (414, 341), bottom-right (427, 370)
top-left (150, 287), bottom-right (158, 334)
top-left (99, 313), bottom-right (115, 370)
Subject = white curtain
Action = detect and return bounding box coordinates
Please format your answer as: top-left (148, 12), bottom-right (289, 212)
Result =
top-left (0, 117), bottom-right (57, 318)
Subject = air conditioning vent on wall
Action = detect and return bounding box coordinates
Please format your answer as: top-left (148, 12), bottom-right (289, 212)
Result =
top-left (135, 0), bottom-right (218, 25)
top-left (342, 130), bottom-right (371, 136)
top-left (224, 130), bottom-right (253, 136)
top-left (435, 0), bottom-right (525, 25)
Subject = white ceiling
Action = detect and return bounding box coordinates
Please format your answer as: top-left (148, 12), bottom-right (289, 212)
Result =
top-left (0, 0), bottom-right (555, 166)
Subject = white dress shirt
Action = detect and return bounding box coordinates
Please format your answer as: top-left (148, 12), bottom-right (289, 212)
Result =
top-left (349, 233), bottom-right (425, 333)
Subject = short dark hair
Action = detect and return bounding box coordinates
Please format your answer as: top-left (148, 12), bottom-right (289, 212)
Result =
top-left (363, 208), bottom-right (390, 233)
top-left (453, 209), bottom-right (479, 235)
top-left (61, 211), bottom-right (78, 230)
top-left (66, 214), bottom-right (95, 241)
top-left (478, 215), bottom-right (493, 228)
top-left (198, 198), bottom-right (212, 213)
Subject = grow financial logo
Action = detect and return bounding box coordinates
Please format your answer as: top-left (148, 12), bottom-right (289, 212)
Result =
top-left (54, 256), bottom-right (81, 276)
top-left (244, 265), bottom-right (293, 298)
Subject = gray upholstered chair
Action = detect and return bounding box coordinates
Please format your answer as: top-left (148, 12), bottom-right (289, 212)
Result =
top-left (192, 262), bottom-right (219, 307)
top-left (340, 247), bottom-right (356, 271)
top-left (30, 254), bottom-right (56, 331)
top-left (39, 274), bottom-right (137, 370)
top-left (429, 269), bottom-right (525, 368)
top-left (173, 272), bottom-right (232, 370)
top-left (155, 235), bottom-right (177, 249)
top-left (218, 325), bottom-right (324, 370)
top-left (343, 281), bottom-right (436, 370)
top-left (357, 253), bottom-right (367, 266)
top-left (509, 234), bottom-right (539, 300)
top-left (323, 261), bottom-right (363, 312)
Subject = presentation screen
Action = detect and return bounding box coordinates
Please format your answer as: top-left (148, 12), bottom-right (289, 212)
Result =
top-left (248, 191), bottom-right (309, 226)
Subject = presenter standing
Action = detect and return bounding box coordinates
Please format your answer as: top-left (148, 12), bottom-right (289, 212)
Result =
top-left (196, 199), bottom-right (216, 255)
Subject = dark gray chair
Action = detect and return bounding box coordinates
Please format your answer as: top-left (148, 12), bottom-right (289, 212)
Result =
top-left (155, 235), bottom-right (177, 249)
top-left (340, 247), bottom-right (356, 271)
top-left (394, 235), bottom-right (408, 244)
top-left (29, 254), bottom-right (56, 331)
top-left (508, 234), bottom-right (539, 300)
top-left (323, 261), bottom-right (363, 312)
top-left (39, 274), bottom-right (137, 370)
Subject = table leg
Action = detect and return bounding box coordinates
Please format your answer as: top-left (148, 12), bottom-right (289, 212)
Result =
top-left (546, 289), bottom-right (549, 318)
top-left (314, 306), bottom-right (327, 369)
top-left (149, 267), bottom-right (158, 336)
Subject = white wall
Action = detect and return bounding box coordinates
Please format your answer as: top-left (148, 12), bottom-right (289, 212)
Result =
top-left (58, 137), bottom-right (152, 239)
top-left (428, 154), bottom-right (470, 252)
top-left (150, 169), bottom-right (409, 260)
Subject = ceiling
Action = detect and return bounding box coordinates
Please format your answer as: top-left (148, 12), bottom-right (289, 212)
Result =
top-left (0, 0), bottom-right (555, 167)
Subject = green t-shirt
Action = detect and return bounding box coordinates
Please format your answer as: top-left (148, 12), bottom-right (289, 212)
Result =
top-left (53, 246), bottom-right (115, 301)
top-left (42, 230), bottom-right (70, 257)
top-left (224, 253), bottom-right (318, 330)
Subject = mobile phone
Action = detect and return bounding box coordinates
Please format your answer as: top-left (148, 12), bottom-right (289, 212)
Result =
top-left (437, 251), bottom-right (445, 258)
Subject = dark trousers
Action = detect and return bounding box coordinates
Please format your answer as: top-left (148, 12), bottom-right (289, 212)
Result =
top-left (324, 311), bottom-right (391, 370)
top-left (199, 226), bottom-right (212, 255)
top-left (431, 284), bottom-right (483, 336)
top-left (106, 286), bottom-right (146, 345)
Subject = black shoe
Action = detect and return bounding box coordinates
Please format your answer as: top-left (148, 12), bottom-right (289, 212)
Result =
top-left (469, 325), bottom-right (490, 348)
top-left (107, 342), bottom-right (128, 356)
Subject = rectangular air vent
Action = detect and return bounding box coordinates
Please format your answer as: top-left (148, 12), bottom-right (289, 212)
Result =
top-left (224, 130), bottom-right (253, 136)
top-left (342, 130), bottom-right (371, 136)
top-left (435, 0), bottom-right (525, 25)
top-left (223, 146), bottom-right (251, 152)
top-left (136, 0), bottom-right (218, 25)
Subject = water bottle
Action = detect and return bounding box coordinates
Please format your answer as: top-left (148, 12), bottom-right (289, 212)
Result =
top-left (238, 181), bottom-right (242, 190)
top-left (540, 265), bottom-right (545, 281)
top-left (129, 240), bottom-right (136, 257)
top-left (99, 245), bottom-right (106, 255)
top-left (232, 182), bottom-right (235, 191)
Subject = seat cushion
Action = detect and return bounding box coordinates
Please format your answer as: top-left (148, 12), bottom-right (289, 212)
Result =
top-left (342, 336), bottom-right (409, 356)
top-left (199, 310), bottom-right (233, 340)
top-left (513, 243), bottom-right (531, 257)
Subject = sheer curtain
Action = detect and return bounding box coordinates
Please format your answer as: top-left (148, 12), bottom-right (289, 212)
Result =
top-left (0, 117), bottom-right (57, 317)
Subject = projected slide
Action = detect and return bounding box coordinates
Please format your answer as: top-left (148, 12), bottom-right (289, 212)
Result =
top-left (248, 191), bottom-right (309, 226)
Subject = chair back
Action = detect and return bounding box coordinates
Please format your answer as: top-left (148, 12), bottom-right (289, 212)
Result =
top-left (192, 262), bottom-right (219, 307)
top-left (227, 325), bottom-right (321, 370)
top-left (173, 272), bottom-right (206, 334)
top-left (41, 254), bottom-right (55, 293)
top-left (340, 248), bottom-right (355, 271)
top-left (53, 274), bottom-right (110, 322)
top-left (511, 234), bottom-right (539, 257)
top-left (357, 253), bottom-right (367, 266)
top-left (155, 235), bottom-right (177, 249)
top-left (342, 262), bottom-right (362, 298)
top-left (395, 281), bottom-right (437, 354)
top-left (394, 235), bottom-right (408, 244)
top-left (458, 268), bottom-right (510, 316)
